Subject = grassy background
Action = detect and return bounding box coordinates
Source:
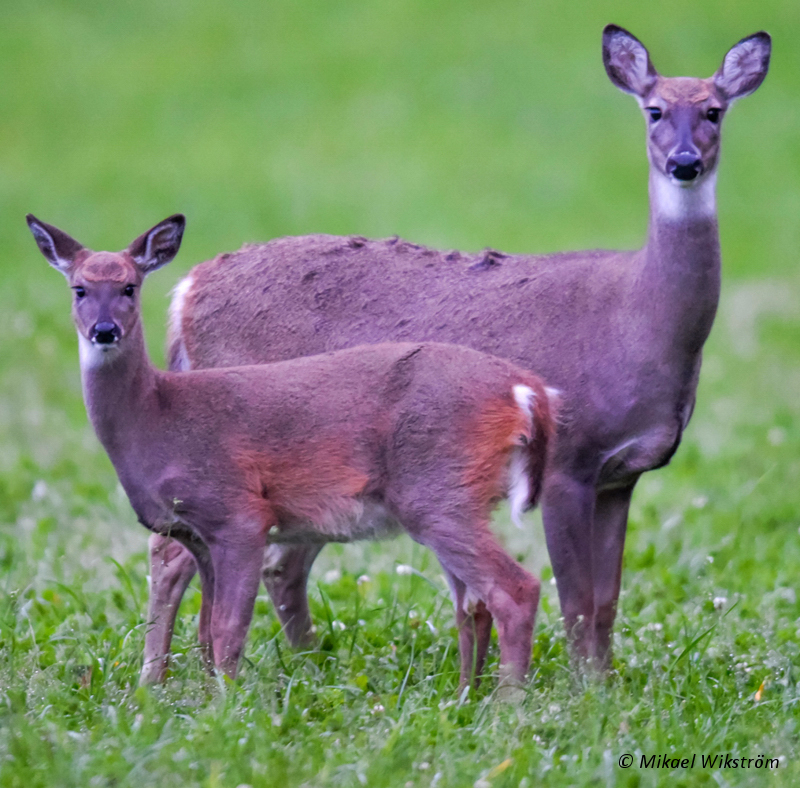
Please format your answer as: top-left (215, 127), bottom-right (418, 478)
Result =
top-left (2, 0), bottom-right (800, 785)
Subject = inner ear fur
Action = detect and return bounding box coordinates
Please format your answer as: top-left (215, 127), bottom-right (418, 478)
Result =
top-left (128, 214), bottom-right (186, 275)
top-left (26, 214), bottom-right (86, 274)
top-left (714, 32), bottom-right (771, 101)
top-left (602, 24), bottom-right (658, 98)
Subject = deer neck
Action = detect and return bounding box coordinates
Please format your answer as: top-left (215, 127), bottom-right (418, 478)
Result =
top-left (79, 320), bottom-right (160, 456)
top-left (641, 170), bottom-right (722, 355)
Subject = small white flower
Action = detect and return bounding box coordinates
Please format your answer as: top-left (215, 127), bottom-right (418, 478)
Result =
top-left (357, 574), bottom-right (371, 585)
top-left (396, 564), bottom-right (413, 576)
top-left (332, 620), bottom-right (347, 632)
top-left (768, 427), bottom-right (786, 446)
top-left (32, 480), bottom-right (48, 501)
top-left (642, 622), bottom-right (663, 633)
top-left (713, 596), bottom-right (727, 611)
top-left (324, 569), bottom-right (341, 584)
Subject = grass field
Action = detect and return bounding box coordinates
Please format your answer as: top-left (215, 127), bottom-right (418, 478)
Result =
top-left (2, 1), bottom-right (800, 786)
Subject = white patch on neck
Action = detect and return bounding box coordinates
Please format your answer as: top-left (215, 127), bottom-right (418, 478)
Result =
top-left (651, 172), bottom-right (717, 222)
top-left (78, 332), bottom-right (119, 370)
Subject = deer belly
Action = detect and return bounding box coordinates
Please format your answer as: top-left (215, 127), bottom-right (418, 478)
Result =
top-left (271, 499), bottom-right (403, 544)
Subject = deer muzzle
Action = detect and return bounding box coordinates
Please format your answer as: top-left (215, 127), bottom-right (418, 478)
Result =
top-left (667, 150), bottom-right (703, 182)
top-left (92, 321), bottom-right (120, 345)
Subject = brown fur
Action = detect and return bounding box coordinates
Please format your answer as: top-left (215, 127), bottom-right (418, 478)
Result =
top-left (655, 77), bottom-right (713, 104)
top-left (463, 396), bottom-right (532, 510)
top-left (147, 26), bottom-right (771, 676)
top-left (233, 445), bottom-right (370, 534)
top-left (81, 254), bottom-right (133, 283)
top-left (28, 210), bottom-right (556, 686)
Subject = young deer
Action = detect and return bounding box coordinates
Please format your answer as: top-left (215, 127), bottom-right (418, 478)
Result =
top-left (29, 213), bottom-right (556, 685)
top-left (142, 25), bottom-right (770, 679)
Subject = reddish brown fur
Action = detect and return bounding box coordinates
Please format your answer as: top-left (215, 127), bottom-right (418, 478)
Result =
top-left (28, 210), bottom-right (555, 687)
top-left (654, 77), bottom-right (713, 104)
top-left (463, 397), bottom-right (531, 510)
top-left (81, 254), bottom-right (133, 283)
top-left (233, 445), bottom-right (370, 532)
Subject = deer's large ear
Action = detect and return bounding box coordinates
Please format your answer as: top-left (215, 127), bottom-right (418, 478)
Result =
top-left (602, 24), bottom-right (657, 98)
top-left (26, 214), bottom-right (85, 275)
top-left (713, 32), bottom-right (771, 101)
top-left (128, 214), bottom-right (186, 275)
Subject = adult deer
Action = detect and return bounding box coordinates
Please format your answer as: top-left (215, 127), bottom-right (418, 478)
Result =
top-left (145, 24), bottom-right (770, 680)
top-left (29, 212), bottom-right (556, 685)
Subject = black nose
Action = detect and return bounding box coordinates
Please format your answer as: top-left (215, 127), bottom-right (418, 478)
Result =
top-left (92, 322), bottom-right (119, 345)
top-left (667, 152), bottom-right (702, 182)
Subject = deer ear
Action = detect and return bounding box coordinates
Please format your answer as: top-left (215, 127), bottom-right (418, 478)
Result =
top-left (128, 214), bottom-right (186, 274)
top-left (602, 24), bottom-right (657, 98)
top-left (713, 32), bottom-right (771, 101)
top-left (26, 214), bottom-right (85, 275)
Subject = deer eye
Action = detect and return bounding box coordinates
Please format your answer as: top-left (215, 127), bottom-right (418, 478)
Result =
top-left (706, 107), bottom-right (721, 123)
top-left (74, 286), bottom-right (86, 299)
top-left (123, 284), bottom-right (135, 297)
top-left (646, 107), bottom-right (662, 122)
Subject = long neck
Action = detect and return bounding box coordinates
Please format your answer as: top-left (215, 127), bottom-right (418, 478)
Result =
top-left (641, 171), bottom-right (722, 355)
top-left (79, 320), bottom-right (159, 459)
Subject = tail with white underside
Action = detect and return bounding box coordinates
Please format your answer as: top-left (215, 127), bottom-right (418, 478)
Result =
top-left (509, 384), bottom-right (558, 527)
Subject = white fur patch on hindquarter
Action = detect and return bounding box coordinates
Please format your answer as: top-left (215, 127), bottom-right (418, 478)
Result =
top-left (509, 384), bottom-right (537, 528)
top-left (512, 384), bottom-right (536, 418)
top-left (168, 274), bottom-right (193, 370)
top-left (651, 172), bottom-right (717, 222)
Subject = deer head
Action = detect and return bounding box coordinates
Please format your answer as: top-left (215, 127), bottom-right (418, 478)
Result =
top-left (603, 25), bottom-right (770, 188)
top-left (27, 214), bottom-right (185, 364)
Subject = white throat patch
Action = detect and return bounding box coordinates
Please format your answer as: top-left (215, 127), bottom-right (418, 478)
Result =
top-left (651, 172), bottom-right (717, 222)
top-left (78, 331), bottom-right (120, 370)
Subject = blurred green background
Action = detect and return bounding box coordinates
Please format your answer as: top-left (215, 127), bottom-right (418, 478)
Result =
top-left (2, 0), bottom-right (797, 581)
top-left (1, 1), bottom-right (800, 785)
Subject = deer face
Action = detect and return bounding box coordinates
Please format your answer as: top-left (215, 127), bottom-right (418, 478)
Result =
top-left (603, 25), bottom-right (770, 188)
top-left (67, 253), bottom-right (142, 350)
top-left (27, 214), bottom-right (185, 362)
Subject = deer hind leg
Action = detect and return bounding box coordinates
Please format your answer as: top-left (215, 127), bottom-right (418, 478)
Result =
top-left (590, 483), bottom-right (635, 670)
top-left (262, 543), bottom-right (322, 647)
top-left (443, 569), bottom-right (494, 689)
top-left (140, 533), bottom-right (198, 684)
top-left (409, 516), bottom-right (539, 685)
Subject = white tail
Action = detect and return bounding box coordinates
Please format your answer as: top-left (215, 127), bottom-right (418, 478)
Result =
top-left (28, 213), bottom-right (557, 686)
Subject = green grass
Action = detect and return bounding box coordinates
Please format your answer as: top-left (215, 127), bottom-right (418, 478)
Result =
top-left (2, 1), bottom-right (800, 785)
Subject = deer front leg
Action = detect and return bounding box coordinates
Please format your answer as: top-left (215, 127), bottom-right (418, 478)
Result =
top-left (140, 533), bottom-right (198, 684)
top-left (590, 483), bottom-right (635, 669)
top-left (262, 544), bottom-right (323, 647)
top-left (209, 528), bottom-right (266, 678)
top-left (540, 472), bottom-right (597, 663)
